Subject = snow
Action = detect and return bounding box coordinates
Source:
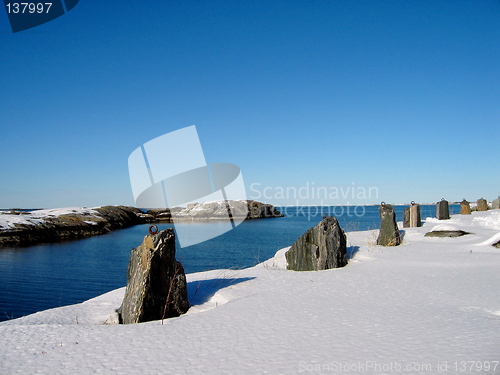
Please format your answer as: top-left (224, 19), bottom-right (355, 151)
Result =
top-left (1, 210), bottom-right (499, 374)
top-left (0, 207), bottom-right (101, 230)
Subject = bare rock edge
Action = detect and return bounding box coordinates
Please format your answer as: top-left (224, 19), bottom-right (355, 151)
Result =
top-left (0, 200), bottom-right (283, 247)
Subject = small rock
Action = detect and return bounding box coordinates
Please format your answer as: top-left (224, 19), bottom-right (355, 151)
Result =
top-left (424, 224), bottom-right (471, 237)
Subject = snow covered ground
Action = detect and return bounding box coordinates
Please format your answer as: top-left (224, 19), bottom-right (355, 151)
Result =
top-left (0, 207), bottom-right (102, 229)
top-left (1, 210), bottom-right (499, 374)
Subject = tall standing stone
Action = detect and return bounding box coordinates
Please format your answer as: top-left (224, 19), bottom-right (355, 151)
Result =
top-left (403, 202), bottom-right (421, 228)
top-left (377, 203), bottom-right (401, 246)
top-left (436, 199), bottom-right (450, 220)
top-left (460, 199), bottom-right (471, 215)
top-left (118, 228), bottom-right (189, 324)
top-left (492, 197), bottom-right (500, 210)
top-left (477, 198), bottom-right (488, 211)
top-left (285, 216), bottom-right (347, 271)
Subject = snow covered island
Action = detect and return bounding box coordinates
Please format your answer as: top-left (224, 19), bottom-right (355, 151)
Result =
top-left (1, 209), bottom-right (499, 374)
top-left (0, 200), bottom-right (283, 246)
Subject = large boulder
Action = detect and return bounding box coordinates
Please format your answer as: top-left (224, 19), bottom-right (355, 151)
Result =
top-left (118, 228), bottom-right (189, 324)
top-left (285, 216), bottom-right (347, 271)
top-left (377, 203), bottom-right (401, 246)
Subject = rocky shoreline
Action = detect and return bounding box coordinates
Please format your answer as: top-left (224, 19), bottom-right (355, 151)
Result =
top-left (0, 201), bottom-right (283, 247)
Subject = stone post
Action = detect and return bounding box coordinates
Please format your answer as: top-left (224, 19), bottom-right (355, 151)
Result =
top-left (436, 198), bottom-right (450, 220)
top-left (492, 197), bottom-right (500, 210)
top-left (460, 199), bottom-right (471, 215)
top-left (403, 202), bottom-right (421, 227)
top-left (377, 202), bottom-right (401, 246)
top-left (403, 207), bottom-right (410, 228)
top-left (476, 198), bottom-right (488, 211)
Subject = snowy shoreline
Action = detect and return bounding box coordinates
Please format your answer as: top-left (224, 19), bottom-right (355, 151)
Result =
top-left (0, 201), bottom-right (283, 247)
top-left (1, 210), bottom-right (499, 374)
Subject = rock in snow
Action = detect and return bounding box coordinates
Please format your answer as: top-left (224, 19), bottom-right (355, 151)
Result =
top-left (285, 216), bottom-right (347, 271)
top-left (117, 228), bottom-right (189, 324)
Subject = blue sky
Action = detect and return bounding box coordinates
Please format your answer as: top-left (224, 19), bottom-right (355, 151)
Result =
top-left (1, 0), bottom-right (498, 208)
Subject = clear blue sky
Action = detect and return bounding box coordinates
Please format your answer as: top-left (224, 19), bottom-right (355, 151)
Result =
top-left (1, 0), bottom-right (498, 208)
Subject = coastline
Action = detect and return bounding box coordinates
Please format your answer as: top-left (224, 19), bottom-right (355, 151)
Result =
top-left (0, 201), bottom-right (283, 247)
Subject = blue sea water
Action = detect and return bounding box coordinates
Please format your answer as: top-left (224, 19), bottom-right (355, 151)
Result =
top-left (0, 205), bottom-right (459, 321)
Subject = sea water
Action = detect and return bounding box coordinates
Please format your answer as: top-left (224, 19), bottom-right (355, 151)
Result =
top-left (0, 205), bottom-right (459, 321)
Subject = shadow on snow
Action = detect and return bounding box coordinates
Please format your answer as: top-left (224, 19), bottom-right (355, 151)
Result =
top-left (187, 277), bottom-right (256, 306)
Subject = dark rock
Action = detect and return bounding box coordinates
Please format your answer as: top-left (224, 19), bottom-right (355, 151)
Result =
top-left (118, 228), bottom-right (189, 324)
top-left (460, 200), bottom-right (471, 215)
top-left (424, 230), bottom-right (470, 237)
top-left (492, 197), bottom-right (500, 210)
top-left (476, 198), bottom-right (488, 211)
top-left (285, 216), bottom-right (347, 271)
top-left (436, 199), bottom-right (450, 220)
top-left (377, 203), bottom-right (401, 246)
top-left (492, 240), bottom-right (500, 248)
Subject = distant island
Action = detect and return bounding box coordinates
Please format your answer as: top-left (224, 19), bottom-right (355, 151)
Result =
top-left (0, 200), bottom-right (283, 247)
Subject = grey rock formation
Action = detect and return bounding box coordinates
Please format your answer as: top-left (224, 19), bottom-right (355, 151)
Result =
top-left (436, 199), bottom-right (450, 220)
top-left (492, 197), bottom-right (500, 210)
top-left (118, 228), bottom-right (189, 324)
top-left (476, 198), bottom-right (489, 211)
top-left (403, 203), bottom-right (421, 228)
top-left (377, 203), bottom-right (401, 246)
top-left (145, 200), bottom-right (283, 222)
top-left (424, 230), bottom-right (470, 237)
top-left (460, 200), bottom-right (471, 215)
top-left (285, 216), bottom-right (347, 271)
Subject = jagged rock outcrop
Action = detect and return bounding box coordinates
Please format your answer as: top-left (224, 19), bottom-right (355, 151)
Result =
top-left (285, 216), bottom-right (347, 271)
top-left (118, 228), bottom-right (189, 324)
top-left (377, 203), bottom-right (401, 246)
